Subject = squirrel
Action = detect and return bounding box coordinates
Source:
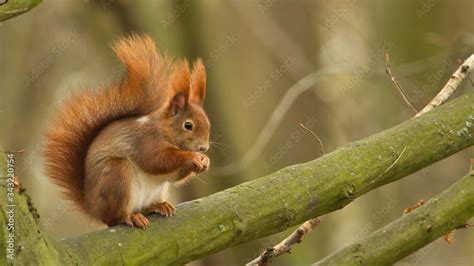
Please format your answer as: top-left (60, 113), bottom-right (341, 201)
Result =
top-left (42, 34), bottom-right (211, 229)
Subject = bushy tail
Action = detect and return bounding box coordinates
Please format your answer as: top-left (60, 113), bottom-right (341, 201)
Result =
top-left (42, 34), bottom-right (173, 210)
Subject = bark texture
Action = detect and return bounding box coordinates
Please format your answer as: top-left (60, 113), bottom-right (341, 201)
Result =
top-left (1, 92), bottom-right (472, 265)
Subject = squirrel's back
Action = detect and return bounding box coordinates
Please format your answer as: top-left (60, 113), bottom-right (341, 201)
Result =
top-left (43, 34), bottom-right (173, 210)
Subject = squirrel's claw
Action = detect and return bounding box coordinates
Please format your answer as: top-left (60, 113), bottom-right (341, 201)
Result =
top-left (124, 213), bottom-right (150, 229)
top-left (146, 201), bottom-right (176, 217)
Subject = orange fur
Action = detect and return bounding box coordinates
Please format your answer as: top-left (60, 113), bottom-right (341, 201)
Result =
top-left (43, 33), bottom-right (210, 228)
top-left (190, 58), bottom-right (206, 105)
top-left (43, 34), bottom-right (172, 211)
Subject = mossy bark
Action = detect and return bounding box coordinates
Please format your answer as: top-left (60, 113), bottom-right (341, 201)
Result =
top-left (315, 171), bottom-right (474, 265)
top-left (0, 93), bottom-right (472, 264)
top-left (59, 92), bottom-right (473, 265)
top-left (0, 151), bottom-right (76, 265)
top-left (0, 0), bottom-right (42, 22)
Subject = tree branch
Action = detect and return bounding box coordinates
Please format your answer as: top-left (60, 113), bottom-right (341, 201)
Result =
top-left (385, 53), bottom-right (419, 114)
top-left (314, 170), bottom-right (474, 265)
top-left (0, 0), bottom-right (42, 22)
top-left (56, 92), bottom-right (474, 265)
top-left (2, 92), bottom-right (473, 264)
top-left (247, 218), bottom-right (321, 266)
top-left (415, 54), bottom-right (474, 117)
top-left (0, 152), bottom-right (76, 265)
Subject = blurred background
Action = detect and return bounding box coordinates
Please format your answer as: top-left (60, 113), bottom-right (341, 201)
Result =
top-left (1, 0), bottom-right (473, 265)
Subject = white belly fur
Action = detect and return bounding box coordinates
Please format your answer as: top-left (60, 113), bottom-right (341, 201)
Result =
top-left (128, 160), bottom-right (174, 212)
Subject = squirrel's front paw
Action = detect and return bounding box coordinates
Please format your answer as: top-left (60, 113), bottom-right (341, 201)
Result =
top-left (145, 201), bottom-right (176, 217)
top-left (190, 153), bottom-right (210, 174)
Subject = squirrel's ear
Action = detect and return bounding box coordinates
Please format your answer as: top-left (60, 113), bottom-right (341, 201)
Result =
top-left (168, 60), bottom-right (191, 115)
top-left (189, 58), bottom-right (206, 105)
top-left (170, 93), bottom-right (186, 115)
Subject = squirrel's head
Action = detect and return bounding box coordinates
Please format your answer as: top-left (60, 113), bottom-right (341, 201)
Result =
top-left (158, 59), bottom-right (210, 152)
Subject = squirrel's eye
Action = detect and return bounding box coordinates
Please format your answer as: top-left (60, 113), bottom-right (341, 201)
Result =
top-left (184, 121), bottom-right (193, 131)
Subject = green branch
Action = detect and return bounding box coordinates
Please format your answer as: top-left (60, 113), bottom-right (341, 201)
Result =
top-left (0, 0), bottom-right (42, 22)
top-left (1, 92), bottom-right (472, 264)
top-left (57, 92), bottom-right (473, 265)
top-left (0, 151), bottom-right (75, 265)
top-left (315, 171), bottom-right (474, 265)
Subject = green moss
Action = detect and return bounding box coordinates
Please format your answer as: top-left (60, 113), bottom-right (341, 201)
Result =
top-left (0, 149), bottom-right (75, 265)
top-left (0, 0), bottom-right (42, 22)
top-left (61, 92), bottom-right (474, 265)
top-left (316, 171), bottom-right (474, 265)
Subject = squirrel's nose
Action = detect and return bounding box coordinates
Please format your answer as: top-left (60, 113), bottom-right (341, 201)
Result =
top-left (198, 144), bottom-right (209, 152)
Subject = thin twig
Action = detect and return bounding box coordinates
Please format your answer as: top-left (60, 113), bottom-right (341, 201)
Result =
top-left (385, 53), bottom-right (419, 114)
top-left (415, 54), bottom-right (474, 117)
top-left (213, 64), bottom-right (355, 176)
top-left (299, 123), bottom-right (325, 155)
top-left (459, 58), bottom-right (474, 87)
top-left (3, 149), bottom-right (25, 153)
top-left (213, 55), bottom-right (443, 177)
top-left (456, 223), bottom-right (473, 229)
top-left (247, 218), bottom-right (321, 266)
top-left (247, 124), bottom-right (325, 265)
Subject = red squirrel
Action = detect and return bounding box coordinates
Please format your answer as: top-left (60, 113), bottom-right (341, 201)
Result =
top-left (42, 34), bottom-right (210, 229)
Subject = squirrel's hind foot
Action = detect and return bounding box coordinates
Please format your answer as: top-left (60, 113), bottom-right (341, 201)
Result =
top-left (124, 213), bottom-right (150, 229)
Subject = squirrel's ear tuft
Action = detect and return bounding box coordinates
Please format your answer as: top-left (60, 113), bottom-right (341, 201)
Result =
top-left (168, 60), bottom-right (191, 115)
top-left (169, 59), bottom-right (191, 96)
top-left (189, 58), bottom-right (206, 105)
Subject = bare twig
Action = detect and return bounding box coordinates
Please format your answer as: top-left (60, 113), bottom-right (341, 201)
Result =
top-left (415, 54), bottom-right (474, 117)
top-left (213, 64), bottom-right (355, 176)
top-left (385, 53), bottom-right (419, 114)
top-left (299, 123), bottom-right (325, 155)
top-left (247, 218), bottom-right (321, 266)
top-left (456, 223), bottom-right (472, 229)
top-left (3, 149), bottom-right (25, 153)
top-left (247, 124), bottom-right (325, 265)
top-left (459, 58), bottom-right (474, 87)
top-left (213, 55), bottom-right (444, 177)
